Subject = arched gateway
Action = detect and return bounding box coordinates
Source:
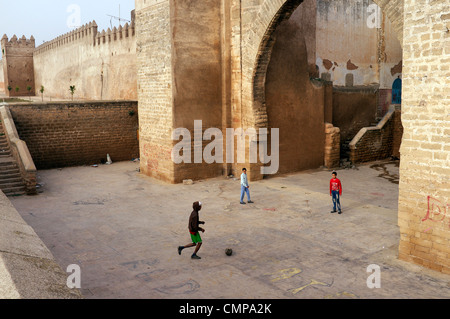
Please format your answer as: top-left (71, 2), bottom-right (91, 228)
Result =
top-left (135, 0), bottom-right (450, 274)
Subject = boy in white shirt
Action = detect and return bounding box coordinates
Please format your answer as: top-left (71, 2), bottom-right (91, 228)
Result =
top-left (240, 168), bottom-right (254, 205)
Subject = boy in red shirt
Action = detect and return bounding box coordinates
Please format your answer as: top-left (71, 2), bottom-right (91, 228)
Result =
top-left (330, 172), bottom-right (343, 214)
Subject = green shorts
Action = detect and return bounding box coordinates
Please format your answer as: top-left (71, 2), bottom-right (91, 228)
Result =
top-left (190, 232), bottom-right (202, 244)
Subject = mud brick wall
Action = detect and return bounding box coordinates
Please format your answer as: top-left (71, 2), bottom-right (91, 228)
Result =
top-left (8, 101), bottom-right (139, 169)
top-left (332, 87), bottom-right (378, 143)
top-left (1, 35), bottom-right (35, 97)
top-left (349, 111), bottom-right (396, 163)
top-left (324, 123), bottom-right (340, 169)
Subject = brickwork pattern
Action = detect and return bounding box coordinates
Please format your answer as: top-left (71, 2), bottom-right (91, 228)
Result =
top-left (350, 117), bottom-right (394, 163)
top-left (398, 0), bottom-right (450, 274)
top-left (240, 0), bottom-right (403, 132)
top-left (324, 123), bottom-right (340, 169)
top-left (8, 102), bottom-right (139, 169)
top-left (135, 0), bottom-right (175, 183)
top-left (1, 35), bottom-right (35, 97)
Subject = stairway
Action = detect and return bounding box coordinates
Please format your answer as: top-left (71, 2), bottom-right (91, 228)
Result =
top-left (0, 123), bottom-right (27, 196)
top-left (339, 117), bottom-right (384, 169)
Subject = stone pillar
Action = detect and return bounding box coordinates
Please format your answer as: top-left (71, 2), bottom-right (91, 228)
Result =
top-left (398, 0), bottom-right (450, 274)
top-left (324, 123), bottom-right (340, 169)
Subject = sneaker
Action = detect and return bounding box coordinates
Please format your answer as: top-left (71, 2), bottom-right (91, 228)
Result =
top-left (331, 210), bottom-right (337, 214)
top-left (338, 211), bottom-right (342, 215)
top-left (248, 201), bottom-right (254, 204)
top-left (178, 246), bottom-right (183, 255)
top-left (191, 254), bottom-right (201, 260)
top-left (240, 202), bottom-right (246, 205)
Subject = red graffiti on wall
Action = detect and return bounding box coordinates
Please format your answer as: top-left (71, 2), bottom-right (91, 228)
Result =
top-left (422, 196), bottom-right (450, 228)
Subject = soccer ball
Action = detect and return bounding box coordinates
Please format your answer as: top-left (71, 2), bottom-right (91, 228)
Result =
top-left (225, 248), bottom-right (233, 256)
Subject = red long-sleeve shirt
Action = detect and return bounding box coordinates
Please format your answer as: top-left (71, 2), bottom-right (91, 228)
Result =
top-left (330, 178), bottom-right (342, 195)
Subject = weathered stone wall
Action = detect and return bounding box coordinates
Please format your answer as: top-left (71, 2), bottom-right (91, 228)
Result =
top-left (136, 0), bottom-right (175, 183)
top-left (240, 0), bottom-right (403, 125)
top-left (33, 20), bottom-right (136, 101)
top-left (134, 0), bottom-right (450, 275)
top-left (324, 123), bottom-right (340, 169)
top-left (332, 86), bottom-right (379, 143)
top-left (315, 0), bottom-right (403, 88)
top-left (1, 35), bottom-right (35, 97)
top-left (135, 0), bottom-right (406, 183)
top-left (0, 60), bottom-right (4, 93)
top-left (265, 4), bottom-right (326, 174)
top-left (171, 0), bottom-right (224, 183)
top-left (349, 109), bottom-right (396, 163)
top-left (8, 101), bottom-right (139, 169)
top-left (397, 0), bottom-right (450, 274)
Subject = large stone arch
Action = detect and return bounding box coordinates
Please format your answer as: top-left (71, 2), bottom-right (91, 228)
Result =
top-left (244, 0), bottom-right (404, 130)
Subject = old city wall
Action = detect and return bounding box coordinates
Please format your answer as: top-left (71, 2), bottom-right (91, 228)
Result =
top-left (135, 0), bottom-right (404, 182)
top-left (8, 101), bottom-right (139, 169)
top-left (33, 21), bottom-right (136, 101)
top-left (135, 0), bottom-right (450, 275)
top-left (398, 0), bottom-right (450, 274)
top-left (0, 60), bottom-right (4, 93)
top-left (171, 0), bottom-right (224, 182)
top-left (1, 35), bottom-right (35, 97)
top-left (316, 0), bottom-right (403, 88)
top-left (136, 0), bottom-right (175, 183)
top-left (136, 0), bottom-right (225, 183)
top-left (265, 2), bottom-right (327, 174)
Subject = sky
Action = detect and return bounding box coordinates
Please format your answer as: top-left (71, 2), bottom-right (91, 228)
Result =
top-left (0, 0), bottom-right (135, 46)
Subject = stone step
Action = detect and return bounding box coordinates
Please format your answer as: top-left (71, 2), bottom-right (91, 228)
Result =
top-left (0, 153), bottom-right (12, 157)
top-left (0, 183), bottom-right (26, 191)
top-left (0, 165), bottom-right (18, 172)
top-left (0, 173), bottom-right (22, 180)
top-left (0, 157), bottom-right (15, 165)
top-left (0, 178), bottom-right (25, 186)
top-left (2, 187), bottom-right (27, 197)
top-left (0, 168), bottom-right (20, 174)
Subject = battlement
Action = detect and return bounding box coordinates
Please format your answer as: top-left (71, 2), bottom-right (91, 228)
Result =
top-left (34, 18), bottom-right (136, 55)
top-left (34, 22), bottom-right (98, 55)
top-left (1, 34), bottom-right (35, 49)
top-left (94, 20), bottom-right (135, 46)
top-left (1, 35), bottom-right (35, 97)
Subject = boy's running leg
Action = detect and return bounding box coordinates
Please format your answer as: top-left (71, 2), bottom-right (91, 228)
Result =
top-left (178, 243), bottom-right (196, 255)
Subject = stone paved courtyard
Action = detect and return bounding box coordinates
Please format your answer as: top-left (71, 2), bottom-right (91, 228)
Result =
top-left (10, 160), bottom-right (450, 299)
